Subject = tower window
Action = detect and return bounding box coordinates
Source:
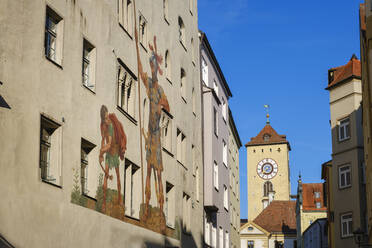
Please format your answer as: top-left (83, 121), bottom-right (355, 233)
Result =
top-left (263, 181), bottom-right (273, 197)
top-left (263, 133), bottom-right (270, 141)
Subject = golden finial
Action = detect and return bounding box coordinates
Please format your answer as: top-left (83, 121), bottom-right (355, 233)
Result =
top-left (264, 104), bottom-right (270, 124)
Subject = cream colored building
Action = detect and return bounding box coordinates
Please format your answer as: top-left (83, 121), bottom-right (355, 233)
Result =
top-left (326, 56), bottom-right (367, 248)
top-left (229, 109), bottom-right (242, 248)
top-left (245, 122), bottom-right (291, 221)
top-left (0, 0), bottom-right (204, 247)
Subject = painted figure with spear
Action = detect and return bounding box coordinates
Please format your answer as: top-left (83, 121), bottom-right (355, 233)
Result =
top-left (133, 0), bottom-right (170, 221)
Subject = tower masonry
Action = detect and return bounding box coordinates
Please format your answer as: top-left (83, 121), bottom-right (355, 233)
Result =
top-left (245, 123), bottom-right (291, 221)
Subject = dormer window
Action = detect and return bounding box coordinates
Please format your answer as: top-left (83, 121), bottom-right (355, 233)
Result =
top-left (263, 133), bottom-right (270, 141)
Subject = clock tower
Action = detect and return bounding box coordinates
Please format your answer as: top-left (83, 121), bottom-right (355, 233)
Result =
top-left (245, 121), bottom-right (291, 221)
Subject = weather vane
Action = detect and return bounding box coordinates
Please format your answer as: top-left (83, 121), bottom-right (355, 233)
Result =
top-left (264, 104), bottom-right (270, 124)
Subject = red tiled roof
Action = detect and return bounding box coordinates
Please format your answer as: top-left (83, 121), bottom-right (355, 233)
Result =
top-left (302, 183), bottom-right (327, 211)
top-left (326, 56), bottom-right (361, 90)
top-left (245, 124), bottom-right (290, 149)
top-left (253, 201), bottom-right (296, 234)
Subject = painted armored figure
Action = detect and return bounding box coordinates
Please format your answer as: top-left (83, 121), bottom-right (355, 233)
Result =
top-left (135, 29), bottom-right (170, 220)
top-left (99, 105), bottom-right (127, 213)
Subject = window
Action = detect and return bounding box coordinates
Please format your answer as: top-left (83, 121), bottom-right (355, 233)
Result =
top-left (165, 182), bottom-right (175, 228)
top-left (160, 110), bottom-right (172, 153)
top-left (316, 202), bottom-right (321, 209)
top-left (214, 107), bottom-right (218, 136)
top-left (263, 181), bottom-right (273, 197)
top-left (224, 185), bottom-right (228, 210)
top-left (223, 140), bottom-right (227, 167)
top-left (219, 227), bottom-right (223, 248)
top-left (163, 0), bottom-right (169, 22)
top-left (247, 241), bottom-right (254, 248)
top-left (222, 99), bottom-right (227, 121)
top-left (205, 217), bottom-right (211, 245)
top-left (177, 129), bottom-right (186, 166)
top-left (182, 193), bottom-right (191, 232)
top-left (192, 87), bottom-right (196, 115)
top-left (314, 192), bottom-right (320, 198)
top-left (214, 161), bottom-right (219, 190)
top-left (117, 61), bottom-right (136, 118)
top-left (40, 115), bottom-right (62, 186)
top-left (339, 117), bottom-right (350, 141)
top-left (82, 39), bottom-right (96, 91)
top-left (45, 6), bottom-right (64, 65)
top-left (118, 0), bottom-right (133, 36)
top-left (180, 68), bottom-right (186, 101)
top-left (124, 159), bottom-right (141, 219)
top-left (178, 17), bottom-right (185, 46)
top-left (263, 133), bottom-right (270, 142)
top-left (201, 57), bottom-right (208, 85)
top-left (341, 213), bottom-right (353, 238)
top-left (275, 241), bottom-right (284, 248)
top-left (212, 223), bottom-right (217, 248)
top-left (213, 80), bottom-right (218, 96)
top-left (189, 0), bottom-right (193, 14)
top-left (81, 139), bottom-right (96, 195)
top-left (139, 13), bottom-right (147, 49)
top-left (191, 38), bottom-right (195, 64)
top-left (225, 231), bottom-right (229, 248)
top-left (165, 50), bottom-right (171, 81)
top-left (339, 165), bottom-right (351, 189)
top-left (195, 166), bottom-right (200, 201)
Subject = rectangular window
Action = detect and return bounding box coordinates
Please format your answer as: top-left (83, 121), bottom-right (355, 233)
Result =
top-left (192, 87), bottom-right (196, 115)
top-left (182, 193), bottom-right (191, 232)
top-left (214, 107), bottom-right (218, 136)
top-left (223, 140), bottom-right (227, 167)
top-left (163, 0), bottom-right (169, 22)
top-left (45, 6), bottom-right (64, 65)
top-left (81, 139), bottom-right (96, 195)
top-left (224, 185), bottom-right (228, 210)
top-left (176, 129), bottom-right (186, 166)
top-left (338, 117), bottom-right (351, 141)
top-left (213, 80), bottom-right (218, 97)
top-left (212, 223), bottom-right (217, 248)
top-left (195, 166), bottom-right (200, 201)
top-left (117, 60), bottom-right (136, 118)
top-left (225, 231), bottom-right (229, 248)
top-left (40, 115), bottom-right (62, 186)
top-left (118, 0), bottom-right (133, 36)
top-left (247, 240), bottom-right (254, 248)
top-left (202, 57), bottom-right (208, 85)
top-left (222, 99), bottom-right (227, 121)
top-left (341, 213), bottom-right (353, 238)
top-left (314, 191), bottom-right (320, 198)
top-left (165, 182), bottom-right (175, 228)
top-left (161, 110), bottom-right (172, 153)
top-left (205, 217), bottom-right (211, 245)
top-left (192, 144), bottom-right (196, 175)
top-left (219, 227), bottom-right (223, 248)
top-left (339, 165), bottom-right (351, 189)
top-left (316, 202), bottom-right (321, 209)
top-left (214, 161), bottom-right (219, 190)
top-left (124, 159), bottom-right (141, 219)
top-left (139, 13), bottom-right (147, 49)
top-left (82, 39), bottom-right (96, 91)
top-left (180, 68), bottom-right (186, 101)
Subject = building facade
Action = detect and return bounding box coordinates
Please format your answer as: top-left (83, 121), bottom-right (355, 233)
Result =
top-left (245, 122), bottom-right (291, 221)
top-left (229, 109), bottom-right (242, 248)
top-left (360, 2), bottom-right (372, 245)
top-left (200, 31), bottom-right (233, 248)
top-left (321, 160), bottom-right (334, 248)
top-left (326, 56), bottom-right (367, 248)
top-left (302, 218), bottom-right (328, 248)
top-left (0, 0), bottom-right (204, 247)
top-left (296, 181), bottom-right (327, 248)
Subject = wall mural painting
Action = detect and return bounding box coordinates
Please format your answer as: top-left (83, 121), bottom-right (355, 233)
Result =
top-left (70, 0), bottom-right (177, 238)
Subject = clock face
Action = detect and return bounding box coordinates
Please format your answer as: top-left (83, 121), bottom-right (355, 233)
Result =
top-left (257, 158), bottom-right (278, 180)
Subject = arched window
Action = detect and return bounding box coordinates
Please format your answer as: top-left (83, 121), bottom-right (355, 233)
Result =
top-left (180, 68), bottom-right (186, 100)
top-left (178, 17), bottom-right (185, 45)
top-left (165, 50), bottom-right (170, 80)
top-left (263, 181), bottom-right (273, 197)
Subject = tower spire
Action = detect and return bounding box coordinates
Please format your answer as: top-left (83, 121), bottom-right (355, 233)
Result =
top-left (264, 104), bottom-right (270, 124)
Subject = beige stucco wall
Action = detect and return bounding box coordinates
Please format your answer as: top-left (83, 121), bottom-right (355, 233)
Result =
top-left (328, 78), bottom-right (365, 248)
top-left (299, 211), bottom-right (327, 235)
top-left (247, 143), bottom-right (290, 220)
top-left (0, 0), bottom-right (204, 247)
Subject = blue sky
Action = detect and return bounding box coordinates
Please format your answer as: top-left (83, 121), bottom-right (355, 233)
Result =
top-left (198, 0), bottom-right (363, 219)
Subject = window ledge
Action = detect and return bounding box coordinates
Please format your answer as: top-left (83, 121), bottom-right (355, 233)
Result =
top-left (338, 137), bottom-right (351, 143)
top-left (179, 41), bottom-right (187, 52)
top-left (45, 56), bottom-right (63, 70)
top-left (339, 185), bottom-right (352, 190)
top-left (117, 106), bottom-right (138, 125)
top-left (83, 194), bottom-right (97, 202)
top-left (181, 96), bottom-right (187, 104)
top-left (162, 147), bottom-right (174, 157)
top-left (166, 224), bottom-right (175, 230)
top-left (164, 17), bottom-right (170, 25)
top-left (193, 112), bottom-right (196, 117)
top-left (42, 179), bottom-right (62, 189)
top-left (140, 43), bottom-right (148, 53)
top-left (119, 23), bottom-right (133, 40)
top-left (214, 187), bottom-right (219, 192)
top-left (82, 84), bottom-right (96, 95)
top-left (166, 77), bottom-right (172, 85)
top-left (177, 160), bottom-right (187, 170)
top-left (125, 214), bottom-right (140, 221)
top-left (192, 60), bottom-right (195, 67)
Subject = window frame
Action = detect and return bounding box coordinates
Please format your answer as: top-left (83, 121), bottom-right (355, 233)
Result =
top-left (340, 212), bottom-right (353, 238)
top-left (82, 39), bottom-right (96, 92)
top-left (214, 161), bottom-right (219, 190)
top-left (338, 164), bottom-right (352, 189)
top-left (338, 117), bottom-right (351, 142)
top-left (44, 5), bottom-right (64, 67)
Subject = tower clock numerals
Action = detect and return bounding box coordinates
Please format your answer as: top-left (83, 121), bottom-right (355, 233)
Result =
top-left (256, 158), bottom-right (278, 180)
